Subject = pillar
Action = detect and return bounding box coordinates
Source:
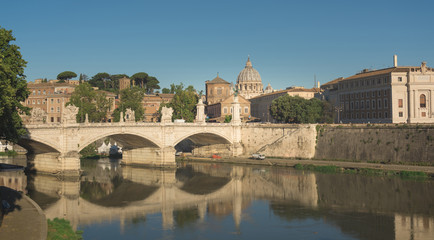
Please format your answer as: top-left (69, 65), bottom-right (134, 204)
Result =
top-left (28, 152), bottom-right (80, 175)
top-left (195, 99), bottom-right (206, 123)
top-left (231, 95), bottom-right (241, 125)
top-left (122, 146), bottom-right (176, 168)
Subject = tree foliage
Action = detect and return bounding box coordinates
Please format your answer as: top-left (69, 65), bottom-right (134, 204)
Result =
top-left (0, 26), bottom-right (29, 142)
top-left (113, 87), bottom-right (145, 122)
top-left (88, 73), bottom-right (128, 93)
top-left (66, 83), bottom-right (111, 123)
top-left (131, 72), bottom-right (160, 93)
top-left (269, 95), bottom-right (325, 123)
top-left (159, 83), bottom-right (198, 122)
top-left (57, 71), bottom-right (77, 81)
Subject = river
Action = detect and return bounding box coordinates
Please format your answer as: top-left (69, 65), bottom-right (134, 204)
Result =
top-left (1, 155), bottom-right (434, 240)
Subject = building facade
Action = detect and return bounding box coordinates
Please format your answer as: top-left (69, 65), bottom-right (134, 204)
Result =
top-left (205, 74), bottom-right (232, 105)
top-left (236, 57), bottom-right (264, 99)
top-left (321, 57), bottom-right (434, 123)
top-left (142, 93), bottom-right (175, 122)
top-left (119, 77), bottom-right (131, 91)
top-left (206, 94), bottom-right (251, 122)
top-left (250, 87), bottom-right (318, 122)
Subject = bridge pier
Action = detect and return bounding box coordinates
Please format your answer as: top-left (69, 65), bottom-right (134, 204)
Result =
top-left (27, 152), bottom-right (81, 176)
top-left (121, 146), bottom-right (176, 168)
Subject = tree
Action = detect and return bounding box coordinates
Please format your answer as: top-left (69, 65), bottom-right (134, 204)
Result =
top-left (162, 88), bottom-right (170, 94)
top-left (66, 83), bottom-right (111, 123)
top-left (89, 72), bottom-right (110, 90)
top-left (113, 87), bottom-right (145, 122)
top-left (79, 73), bottom-right (89, 83)
top-left (0, 26), bottom-right (30, 142)
top-left (269, 95), bottom-right (324, 123)
top-left (57, 71), bottom-right (77, 81)
top-left (130, 72), bottom-right (160, 93)
top-left (159, 83), bottom-right (198, 122)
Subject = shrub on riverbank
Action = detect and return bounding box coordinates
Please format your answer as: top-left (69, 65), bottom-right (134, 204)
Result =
top-left (0, 150), bottom-right (18, 156)
top-left (47, 218), bottom-right (83, 240)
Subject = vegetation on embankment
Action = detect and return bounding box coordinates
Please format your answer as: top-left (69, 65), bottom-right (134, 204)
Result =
top-left (0, 150), bottom-right (18, 156)
top-left (294, 163), bottom-right (430, 180)
top-left (47, 218), bottom-right (83, 240)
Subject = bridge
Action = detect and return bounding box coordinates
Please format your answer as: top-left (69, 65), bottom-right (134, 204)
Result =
top-left (19, 97), bottom-right (317, 175)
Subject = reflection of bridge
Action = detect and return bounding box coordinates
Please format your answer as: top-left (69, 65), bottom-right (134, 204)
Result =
top-left (29, 163), bottom-right (318, 231)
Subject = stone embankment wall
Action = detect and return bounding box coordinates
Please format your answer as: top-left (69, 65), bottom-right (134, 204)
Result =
top-left (240, 124), bottom-right (317, 159)
top-left (314, 124), bottom-right (434, 164)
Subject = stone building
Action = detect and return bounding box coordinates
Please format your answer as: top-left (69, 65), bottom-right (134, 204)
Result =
top-left (205, 74), bottom-right (232, 105)
top-left (206, 94), bottom-right (251, 122)
top-left (119, 77), bottom-right (131, 90)
top-left (249, 87), bottom-right (318, 122)
top-left (142, 93), bottom-right (175, 122)
top-left (321, 56), bottom-right (434, 123)
top-left (235, 57), bottom-right (264, 99)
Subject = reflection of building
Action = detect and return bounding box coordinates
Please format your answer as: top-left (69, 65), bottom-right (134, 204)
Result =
top-left (249, 87), bottom-right (318, 122)
top-left (395, 214), bottom-right (434, 240)
top-left (236, 57), bottom-right (264, 99)
top-left (321, 56), bottom-right (434, 123)
top-left (142, 93), bottom-right (174, 122)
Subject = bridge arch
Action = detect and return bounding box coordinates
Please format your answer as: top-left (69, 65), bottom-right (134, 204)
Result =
top-left (173, 130), bottom-right (233, 147)
top-left (78, 131), bottom-right (162, 153)
top-left (18, 136), bottom-right (61, 154)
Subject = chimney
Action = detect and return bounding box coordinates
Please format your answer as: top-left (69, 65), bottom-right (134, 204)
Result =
top-left (393, 54), bottom-right (398, 67)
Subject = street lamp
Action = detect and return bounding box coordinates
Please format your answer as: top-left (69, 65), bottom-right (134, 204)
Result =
top-left (334, 104), bottom-right (344, 124)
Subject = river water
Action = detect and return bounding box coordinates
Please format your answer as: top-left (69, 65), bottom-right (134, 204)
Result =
top-left (1, 156), bottom-right (434, 240)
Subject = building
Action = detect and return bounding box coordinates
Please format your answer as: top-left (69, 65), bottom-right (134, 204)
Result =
top-left (142, 93), bottom-right (175, 122)
top-left (119, 77), bottom-right (131, 91)
top-left (235, 57), bottom-right (264, 99)
top-left (249, 87), bottom-right (318, 122)
top-left (321, 56), bottom-right (434, 123)
top-left (205, 74), bottom-right (232, 105)
top-left (206, 94), bottom-right (251, 122)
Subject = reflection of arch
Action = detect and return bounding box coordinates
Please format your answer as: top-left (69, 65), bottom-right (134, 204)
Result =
top-left (78, 132), bottom-right (162, 152)
top-left (174, 131), bottom-right (232, 147)
top-left (420, 94), bottom-right (426, 108)
top-left (18, 136), bottom-right (60, 154)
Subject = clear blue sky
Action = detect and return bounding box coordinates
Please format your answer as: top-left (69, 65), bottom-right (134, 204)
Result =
top-left (2, 0), bottom-right (433, 91)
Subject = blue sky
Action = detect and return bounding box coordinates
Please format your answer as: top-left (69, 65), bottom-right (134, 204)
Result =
top-left (1, 0), bottom-right (433, 91)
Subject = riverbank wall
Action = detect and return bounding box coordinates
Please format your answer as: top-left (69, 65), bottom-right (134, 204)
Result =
top-left (236, 124), bottom-right (434, 165)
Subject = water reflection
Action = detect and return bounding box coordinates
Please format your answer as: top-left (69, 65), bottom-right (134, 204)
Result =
top-left (2, 156), bottom-right (434, 239)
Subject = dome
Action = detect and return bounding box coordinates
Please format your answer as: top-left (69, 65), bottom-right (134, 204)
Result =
top-left (237, 57), bottom-right (262, 84)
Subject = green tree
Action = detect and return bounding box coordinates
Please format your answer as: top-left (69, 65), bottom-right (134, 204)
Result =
top-left (89, 72), bottom-right (110, 90)
top-left (113, 87), bottom-right (145, 122)
top-left (159, 83), bottom-right (198, 122)
top-left (224, 115), bottom-right (232, 123)
top-left (67, 83), bottom-right (111, 123)
top-left (57, 71), bottom-right (77, 81)
top-left (162, 88), bottom-right (170, 94)
top-left (269, 95), bottom-right (324, 123)
top-left (0, 26), bottom-right (30, 142)
top-left (131, 72), bottom-right (160, 93)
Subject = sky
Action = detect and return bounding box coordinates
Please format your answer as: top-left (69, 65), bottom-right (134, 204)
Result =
top-left (1, 0), bottom-right (434, 92)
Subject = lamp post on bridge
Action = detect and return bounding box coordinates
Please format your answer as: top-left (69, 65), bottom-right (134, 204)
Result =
top-left (334, 104), bottom-right (343, 124)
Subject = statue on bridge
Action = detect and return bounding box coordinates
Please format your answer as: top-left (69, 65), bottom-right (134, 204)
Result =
top-left (161, 106), bottom-right (173, 123)
top-left (125, 108), bottom-right (135, 122)
top-left (63, 105), bottom-right (79, 124)
top-left (30, 107), bottom-right (47, 124)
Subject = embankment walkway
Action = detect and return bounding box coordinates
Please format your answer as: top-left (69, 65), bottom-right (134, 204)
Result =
top-left (183, 157), bottom-right (434, 175)
top-left (0, 186), bottom-right (47, 240)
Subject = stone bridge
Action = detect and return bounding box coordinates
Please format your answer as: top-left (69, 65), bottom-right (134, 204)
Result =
top-left (19, 98), bottom-right (318, 174)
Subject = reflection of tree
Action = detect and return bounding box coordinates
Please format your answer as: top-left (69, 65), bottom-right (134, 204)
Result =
top-left (174, 208), bottom-right (199, 228)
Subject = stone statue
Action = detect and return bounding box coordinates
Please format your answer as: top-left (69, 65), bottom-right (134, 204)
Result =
top-left (30, 107), bottom-right (47, 124)
top-left (161, 106), bottom-right (173, 123)
top-left (125, 108), bottom-right (135, 122)
top-left (62, 105), bottom-right (79, 124)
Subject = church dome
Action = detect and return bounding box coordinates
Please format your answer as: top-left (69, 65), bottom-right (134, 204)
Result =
top-left (237, 57), bottom-right (262, 84)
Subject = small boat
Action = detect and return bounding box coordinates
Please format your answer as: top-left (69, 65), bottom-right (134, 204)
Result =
top-left (212, 154), bottom-right (222, 159)
top-left (251, 153), bottom-right (265, 160)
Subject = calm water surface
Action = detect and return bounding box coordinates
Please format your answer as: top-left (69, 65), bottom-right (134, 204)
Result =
top-left (1, 156), bottom-right (434, 240)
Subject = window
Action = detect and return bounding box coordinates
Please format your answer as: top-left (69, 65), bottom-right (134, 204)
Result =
top-left (27, 100), bottom-right (30, 104)
top-left (32, 100), bottom-right (35, 104)
top-left (57, 117), bottom-right (61, 122)
top-left (372, 91), bottom-right (375, 97)
top-left (356, 113), bottom-right (359, 119)
top-left (223, 107), bottom-right (228, 114)
top-left (378, 99), bottom-right (382, 109)
top-left (367, 112), bottom-right (370, 118)
top-left (350, 102), bottom-right (354, 110)
top-left (37, 100), bottom-right (40, 104)
top-left (217, 88), bottom-right (222, 95)
top-left (38, 90), bottom-right (41, 95)
top-left (384, 90), bottom-right (387, 96)
top-left (398, 77), bottom-right (402, 82)
top-left (43, 90), bottom-right (46, 95)
top-left (384, 112), bottom-right (388, 118)
top-left (33, 90), bottom-right (36, 95)
top-left (420, 94), bottom-right (426, 108)
top-left (398, 99), bottom-right (403, 108)
top-left (51, 117), bottom-right (54, 122)
top-left (378, 112), bottom-right (382, 118)
top-left (373, 112), bottom-right (376, 118)
top-left (372, 100), bottom-right (376, 109)
top-left (51, 99), bottom-right (54, 103)
top-left (377, 91), bottom-right (381, 97)
top-left (399, 111), bottom-right (403, 117)
top-left (366, 100), bottom-right (370, 109)
top-left (422, 112), bottom-right (426, 117)
top-left (244, 107), bottom-right (248, 113)
top-left (230, 107), bottom-right (233, 113)
top-left (43, 100), bottom-right (46, 104)
top-left (57, 99), bottom-right (60, 103)
top-left (57, 107), bottom-right (60, 112)
top-left (384, 99), bottom-right (388, 108)
top-left (355, 101), bottom-right (359, 109)
top-left (361, 101), bottom-right (364, 109)
top-left (51, 107), bottom-right (54, 113)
